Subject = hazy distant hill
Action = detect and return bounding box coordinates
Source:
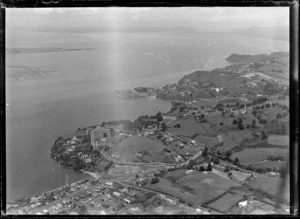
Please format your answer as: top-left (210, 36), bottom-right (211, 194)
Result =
top-left (8, 26), bottom-right (198, 34)
top-left (226, 52), bottom-right (289, 64)
top-left (230, 26), bottom-right (289, 41)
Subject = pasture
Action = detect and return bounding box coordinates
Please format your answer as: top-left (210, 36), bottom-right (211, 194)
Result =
top-left (207, 192), bottom-right (244, 213)
top-left (169, 118), bottom-right (215, 137)
top-left (268, 135), bottom-right (289, 146)
top-left (146, 169), bottom-right (241, 205)
top-left (232, 148), bottom-right (288, 164)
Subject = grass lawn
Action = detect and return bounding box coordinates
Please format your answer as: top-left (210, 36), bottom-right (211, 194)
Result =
top-left (169, 118), bottom-right (215, 137)
top-left (207, 192), bottom-right (244, 213)
top-left (232, 148), bottom-right (288, 164)
top-left (146, 169), bottom-right (241, 206)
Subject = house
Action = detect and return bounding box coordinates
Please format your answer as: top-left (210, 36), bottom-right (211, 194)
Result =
top-left (105, 182), bottom-right (113, 187)
top-left (190, 140), bottom-right (196, 145)
top-left (113, 192), bottom-right (121, 197)
top-left (185, 170), bottom-right (193, 174)
top-left (217, 135), bottom-right (223, 144)
top-left (239, 200), bottom-right (248, 207)
top-left (268, 172), bottom-right (277, 177)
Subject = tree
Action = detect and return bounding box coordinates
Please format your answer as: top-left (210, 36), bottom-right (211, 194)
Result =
top-left (232, 119), bottom-right (238, 125)
top-left (261, 131), bottom-right (267, 140)
top-left (202, 146), bottom-right (208, 157)
top-left (156, 111), bottom-right (163, 122)
top-left (251, 119), bottom-right (256, 128)
top-left (161, 122), bottom-right (167, 132)
top-left (103, 133), bottom-right (108, 138)
top-left (216, 103), bottom-right (224, 110)
top-left (225, 150), bottom-right (232, 158)
top-left (199, 166), bottom-right (205, 171)
top-left (151, 177), bottom-right (160, 184)
top-left (234, 157), bottom-right (240, 165)
top-left (109, 128), bottom-right (115, 136)
top-left (212, 157), bottom-right (220, 164)
top-left (256, 168), bottom-right (264, 173)
top-left (238, 117), bottom-right (243, 124)
top-left (187, 159), bottom-right (196, 169)
top-left (280, 124), bottom-right (287, 135)
top-left (206, 163), bottom-right (212, 171)
top-left (267, 155), bottom-right (276, 161)
top-left (266, 167), bottom-right (272, 172)
top-left (220, 122), bottom-right (224, 126)
top-left (237, 123), bottom-right (244, 130)
top-left (224, 166), bottom-right (230, 172)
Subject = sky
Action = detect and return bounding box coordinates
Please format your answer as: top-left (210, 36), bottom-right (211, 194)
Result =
top-left (6, 7), bottom-right (289, 32)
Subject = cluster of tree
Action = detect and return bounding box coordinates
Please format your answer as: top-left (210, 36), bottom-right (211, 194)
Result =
top-left (245, 165), bottom-right (287, 177)
top-left (161, 122), bottom-right (167, 132)
top-left (276, 112), bottom-right (289, 119)
top-left (134, 87), bottom-right (148, 93)
top-left (264, 82), bottom-right (281, 95)
top-left (215, 103), bottom-right (224, 111)
top-left (224, 165), bottom-right (239, 172)
top-left (278, 95), bottom-right (287, 100)
top-left (232, 117), bottom-right (244, 130)
top-left (173, 123), bottom-right (181, 128)
top-left (134, 114), bottom-right (162, 130)
top-left (263, 119), bottom-right (287, 135)
top-left (258, 118), bottom-right (268, 125)
top-left (267, 155), bottom-right (285, 161)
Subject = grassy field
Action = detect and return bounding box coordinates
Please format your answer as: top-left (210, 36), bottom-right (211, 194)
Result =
top-left (267, 135), bottom-right (289, 146)
top-left (207, 192), bottom-right (244, 213)
top-left (206, 114), bottom-right (237, 133)
top-left (193, 99), bottom-right (219, 108)
top-left (109, 136), bottom-right (168, 163)
top-left (261, 106), bottom-right (285, 121)
top-left (232, 148), bottom-right (288, 164)
top-left (146, 169), bottom-right (241, 205)
top-left (169, 118), bottom-right (215, 137)
top-left (250, 160), bottom-right (286, 169)
top-left (248, 176), bottom-right (290, 203)
top-left (229, 130), bottom-right (253, 143)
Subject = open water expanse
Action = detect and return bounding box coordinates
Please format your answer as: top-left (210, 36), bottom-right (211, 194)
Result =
top-left (6, 30), bottom-right (288, 202)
